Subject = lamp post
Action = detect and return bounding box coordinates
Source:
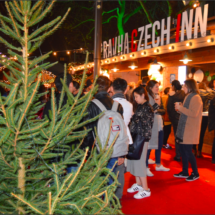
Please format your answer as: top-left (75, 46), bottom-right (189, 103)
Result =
top-left (93, 0), bottom-right (103, 79)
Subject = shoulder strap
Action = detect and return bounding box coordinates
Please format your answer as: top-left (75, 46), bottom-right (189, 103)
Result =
top-left (92, 99), bottom-right (107, 111)
top-left (112, 101), bottom-right (119, 112)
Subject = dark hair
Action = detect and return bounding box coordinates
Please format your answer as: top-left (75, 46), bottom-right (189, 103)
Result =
top-left (72, 80), bottom-right (80, 90)
top-left (184, 79), bottom-right (199, 94)
top-left (55, 73), bottom-right (72, 92)
top-left (164, 87), bottom-right (170, 95)
top-left (112, 78), bottom-right (127, 93)
top-left (96, 76), bottom-right (111, 92)
top-left (198, 82), bottom-right (207, 90)
top-left (132, 86), bottom-right (149, 111)
top-left (85, 79), bottom-right (92, 89)
top-left (146, 80), bottom-right (158, 98)
top-left (142, 76), bottom-right (150, 85)
top-left (208, 79), bottom-right (215, 88)
top-left (172, 80), bottom-right (182, 91)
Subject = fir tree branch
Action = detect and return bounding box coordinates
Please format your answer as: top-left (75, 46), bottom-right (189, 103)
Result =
top-left (17, 75), bottom-right (42, 131)
top-left (20, 0), bottom-right (24, 12)
top-left (29, 0), bottom-right (44, 15)
top-left (28, 3), bottom-right (44, 28)
top-left (28, 16), bottom-right (61, 40)
top-left (10, 193), bottom-right (44, 214)
top-left (28, 0), bottom-right (56, 27)
top-left (60, 148), bottom-right (89, 199)
top-left (5, 1), bottom-right (21, 37)
top-left (13, 0), bottom-right (22, 14)
top-left (0, 36), bottom-right (21, 51)
top-left (8, 2), bottom-right (23, 24)
top-left (31, 8), bottom-right (71, 42)
top-left (0, 148), bottom-right (13, 168)
top-left (40, 88), bottom-right (57, 156)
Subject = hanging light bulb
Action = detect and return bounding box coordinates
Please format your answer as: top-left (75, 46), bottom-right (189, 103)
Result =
top-left (67, 51), bottom-right (70, 55)
top-left (179, 54), bottom-right (192, 64)
top-left (128, 63), bottom-right (138, 70)
top-left (111, 67), bottom-right (119, 72)
top-left (150, 59), bottom-right (161, 70)
top-left (53, 52), bottom-right (57, 56)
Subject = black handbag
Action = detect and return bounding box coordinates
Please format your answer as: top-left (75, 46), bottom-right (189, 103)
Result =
top-left (127, 133), bottom-right (146, 160)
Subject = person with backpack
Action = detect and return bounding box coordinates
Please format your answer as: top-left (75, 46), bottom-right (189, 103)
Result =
top-left (111, 78), bottom-right (133, 200)
top-left (127, 86), bottom-right (154, 199)
top-left (83, 76), bottom-right (129, 184)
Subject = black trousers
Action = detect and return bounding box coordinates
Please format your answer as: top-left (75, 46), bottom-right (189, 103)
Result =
top-left (163, 124), bottom-right (171, 146)
top-left (172, 122), bottom-right (181, 159)
top-left (179, 144), bottom-right (199, 175)
top-left (193, 116), bottom-right (208, 152)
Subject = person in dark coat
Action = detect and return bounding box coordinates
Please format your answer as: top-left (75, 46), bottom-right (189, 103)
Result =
top-left (82, 76), bottom-right (123, 150)
top-left (167, 80), bottom-right (185, 161)
top-left (193, 82), bottom-right (214, 158)
top-left (208, 95), bottom-right (215, 164)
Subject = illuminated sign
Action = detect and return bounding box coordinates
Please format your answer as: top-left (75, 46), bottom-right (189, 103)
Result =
top-left (102, 4), bottom-right (208, 59)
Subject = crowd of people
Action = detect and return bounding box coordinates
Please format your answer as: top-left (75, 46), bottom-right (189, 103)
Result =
top-left (39, 74), bottom-right (215, 201)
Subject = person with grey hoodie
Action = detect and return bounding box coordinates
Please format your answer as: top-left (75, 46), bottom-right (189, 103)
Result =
top-left (193, 82), bottom-right (214, 158)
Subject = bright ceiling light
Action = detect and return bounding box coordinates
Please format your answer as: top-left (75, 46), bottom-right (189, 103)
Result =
top-left (179, 54), bottom-right (192, 64)
top-left (128, 63), bottom-right (138, 70)
top-left (111, 67), bottom-right (119, 72)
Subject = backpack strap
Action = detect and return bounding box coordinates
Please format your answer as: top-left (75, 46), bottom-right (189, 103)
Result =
top-left (92, 99), bottom-right (107, 112)
top-left (112, 101), bottom-right (119, 112)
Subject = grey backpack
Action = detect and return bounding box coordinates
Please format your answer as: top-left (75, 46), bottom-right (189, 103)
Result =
top-left (92, 99), bottom-right (129, 158)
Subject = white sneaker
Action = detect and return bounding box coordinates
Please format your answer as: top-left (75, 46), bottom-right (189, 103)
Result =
top-left (155, 165), bottom-right (170, 171)
top-left (134, 189), bottom-right (151, 199)
top-left (127, 183), bottom-right (142, 193)
top-left (147, 168), bottom-right (154, 177)
top-left (148, 159), bottom-right (155, 164)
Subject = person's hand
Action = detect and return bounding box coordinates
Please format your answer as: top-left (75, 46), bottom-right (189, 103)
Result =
top-left (118, 157), bottom-right (125, 166)
top-left (154, 95), bottom-right (161, 106)
top-left (175, 102), bottom-right (182, 111)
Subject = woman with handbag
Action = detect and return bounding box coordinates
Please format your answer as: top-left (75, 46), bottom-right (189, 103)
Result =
top-left (127, 87), bottom-right (154, 199)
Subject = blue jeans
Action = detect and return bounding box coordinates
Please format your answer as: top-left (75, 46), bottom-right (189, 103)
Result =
top-left (106, 157), bottom-right (118, 185)
top-left (146, 130), bottom-right (164, 167)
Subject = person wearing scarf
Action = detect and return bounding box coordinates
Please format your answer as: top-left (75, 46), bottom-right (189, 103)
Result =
top-left (174, 79), bottom-right (203, 182)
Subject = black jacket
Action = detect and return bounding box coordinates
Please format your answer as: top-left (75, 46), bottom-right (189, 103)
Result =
top-left (167, 90), bottom-right (185, 125)
top-left (82, 91), bottom-right (123, 150)
top-left (130, 101), bottom-right (154, 141)
top-left (199, 89), bottom-right (214, 112)
top-left (208, 95), bottom-right (215, 132)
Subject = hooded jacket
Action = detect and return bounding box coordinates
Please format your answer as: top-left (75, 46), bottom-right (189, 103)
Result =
top-left (167, 90), bottom-right (185, 125)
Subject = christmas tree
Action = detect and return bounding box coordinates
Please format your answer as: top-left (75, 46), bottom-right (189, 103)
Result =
top-left (0, 1), bottom-right (122, 214)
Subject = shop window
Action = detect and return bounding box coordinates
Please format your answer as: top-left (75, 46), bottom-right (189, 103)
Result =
top-left (178, 66), bottom-right (187, 85)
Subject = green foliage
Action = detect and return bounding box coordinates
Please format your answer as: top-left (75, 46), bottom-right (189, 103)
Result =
top-left (0, 1), bottom-right (122, 214)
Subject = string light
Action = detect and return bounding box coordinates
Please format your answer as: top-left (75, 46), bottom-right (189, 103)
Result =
top-left (67, 51), bottom-right (70, 55)
top-left (53, 52), bottom-right (57, 56)
top-left (186, 42), bottom-right (192, 46)
top-left (207, 38), bottom-right (214, 43)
